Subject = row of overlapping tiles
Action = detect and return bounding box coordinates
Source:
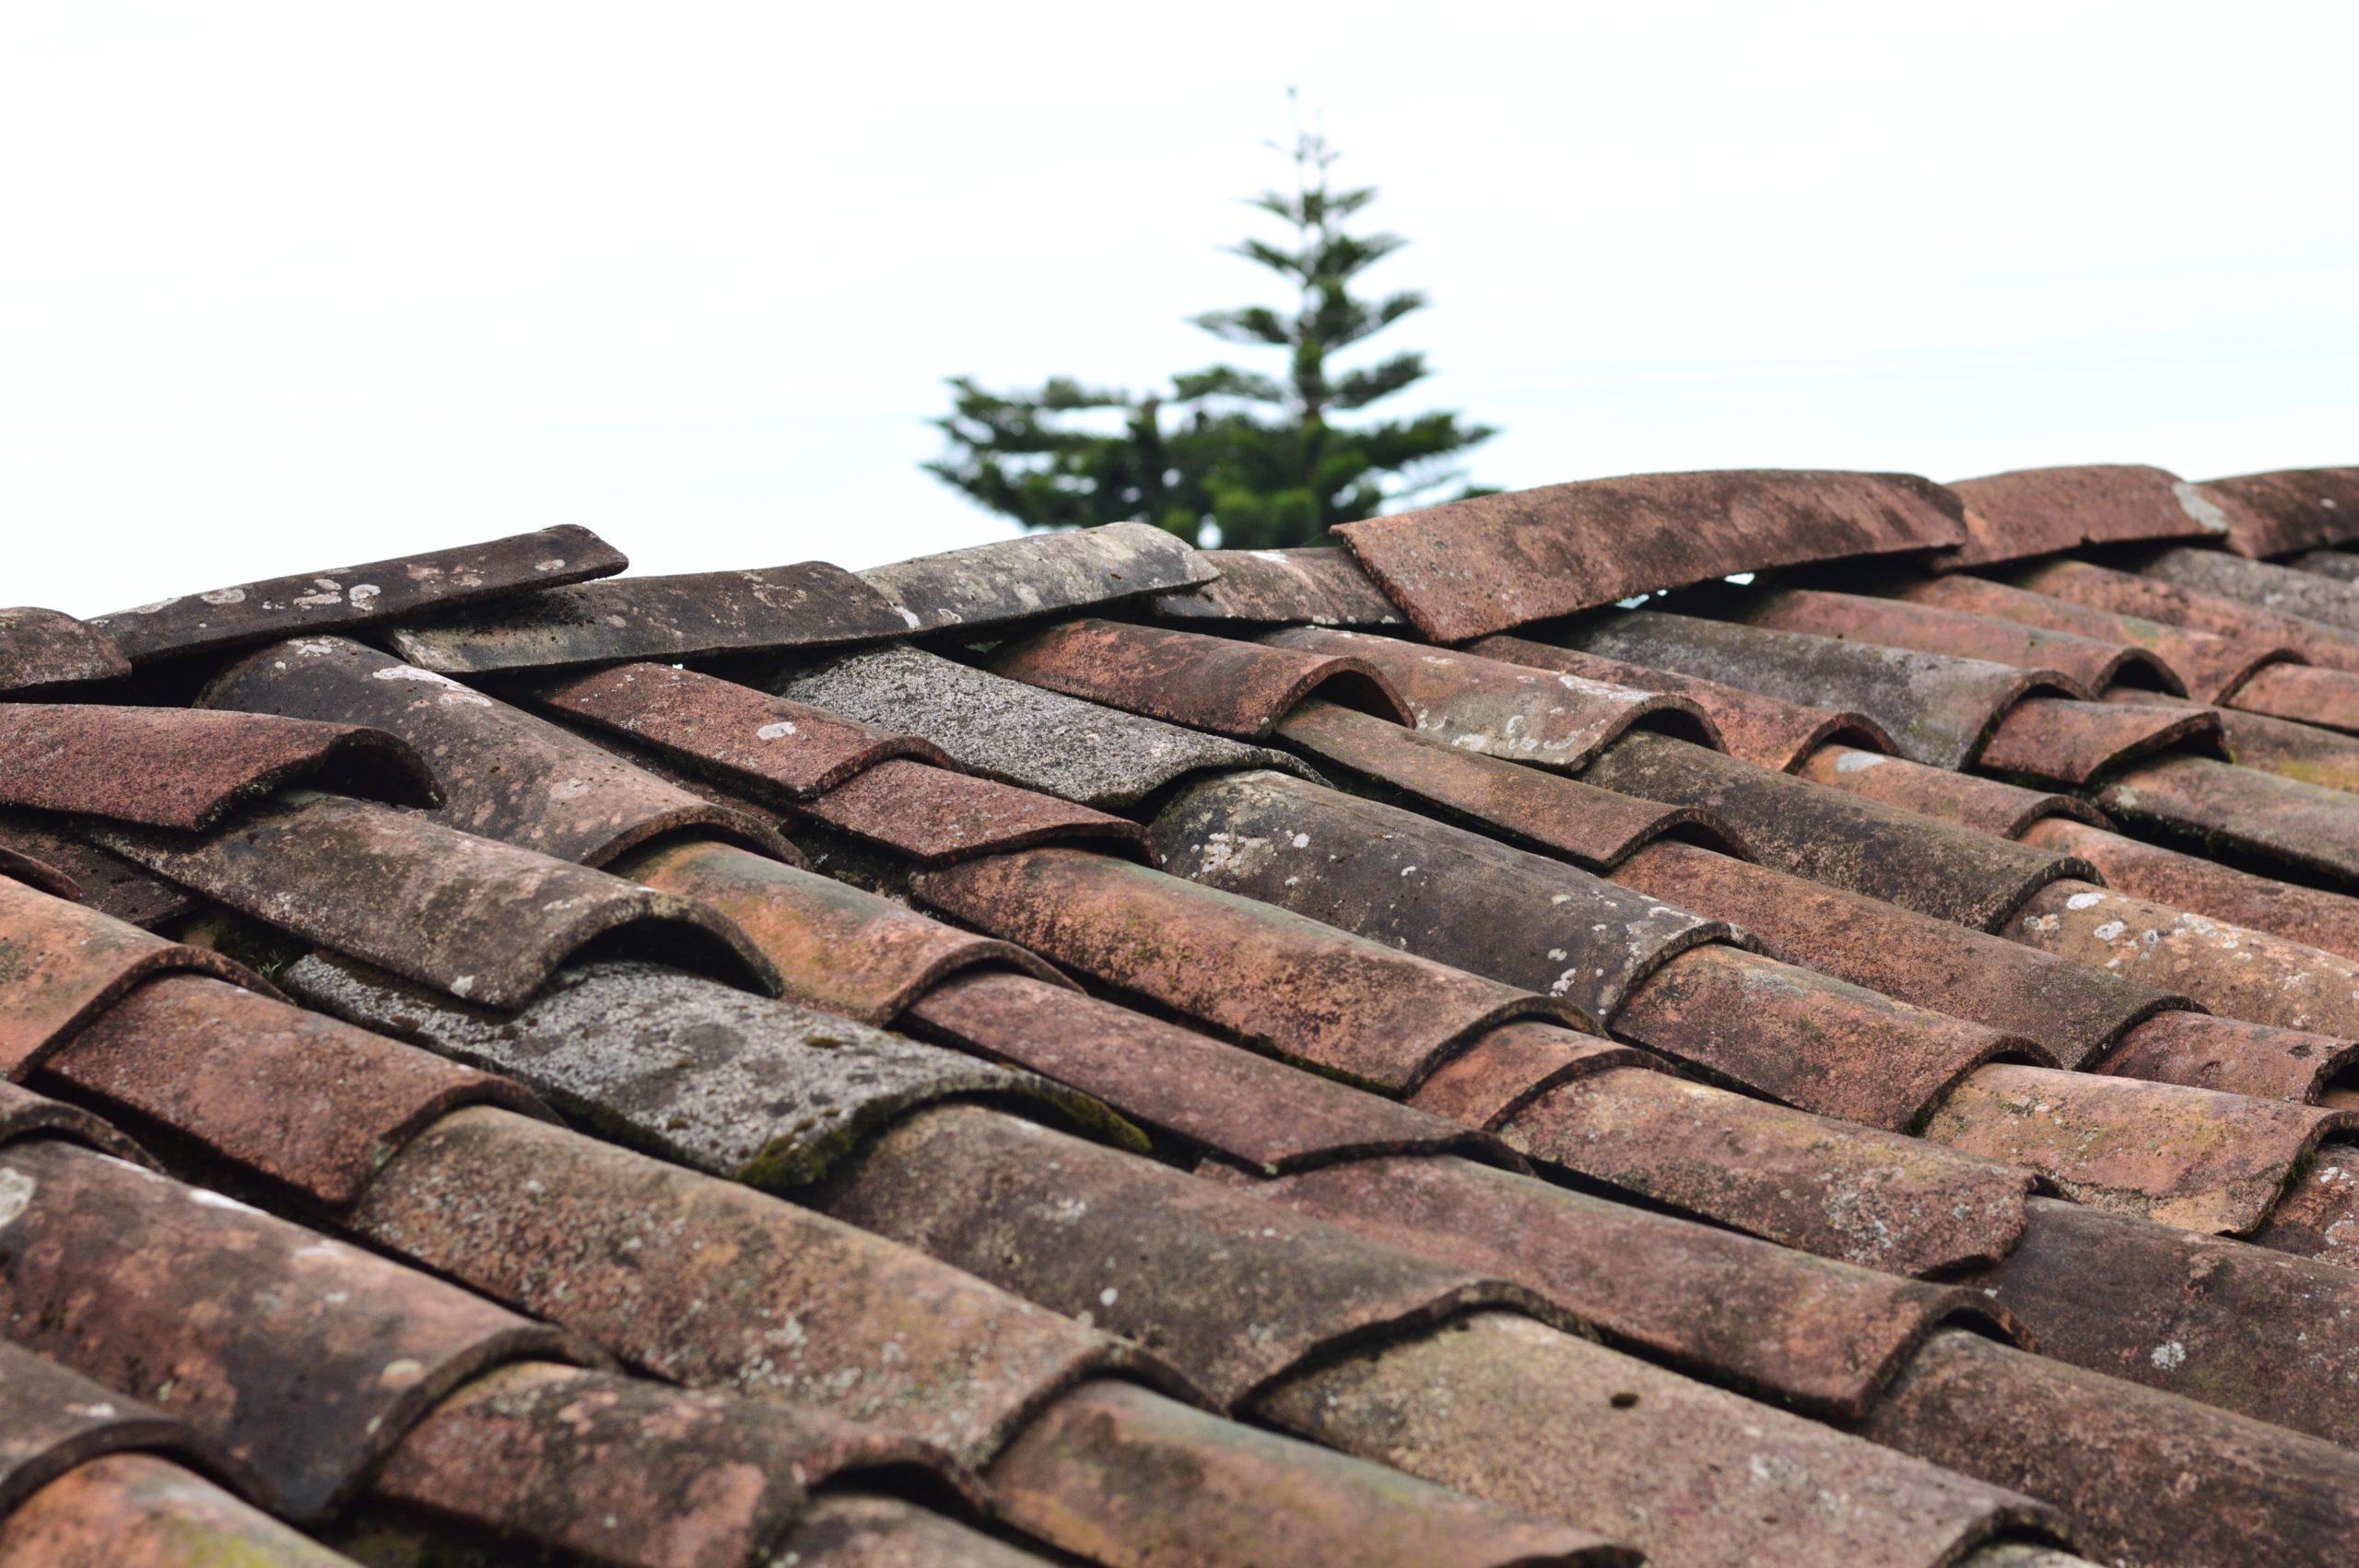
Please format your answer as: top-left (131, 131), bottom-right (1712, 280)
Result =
top-left (0, 460), bottom-right (2354, 1565)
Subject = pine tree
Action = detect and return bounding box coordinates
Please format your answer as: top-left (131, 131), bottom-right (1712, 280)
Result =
top-left (926, 113), bottom-right (1493, 548)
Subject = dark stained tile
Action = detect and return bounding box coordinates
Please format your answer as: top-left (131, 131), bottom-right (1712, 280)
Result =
top-left (1331, 470), bottom-right (1967, 641)
top-left (1737, 586), bottom-right (2180, 695)
top-left (775, 644), bottom-right (1317, 809)
top-left (283, 954), bottom-right (1135, 1188)
top-left (1472, 633), bottom-right (1895, 771)
top-left (202, 637), bottom-right (789, 866)
top-left (2092, 753), bottom-right (2359, 883)
top-left (87, 526), bottom-right (626, 665)
top-left (1147, 544), bottom-right (1407, 627)
top-left (97, 791), bottom-right (778, 1008)
top-left (1147, 770), bottom-right (1735, 1030)
top-left (858, 521), bottom-right (1215, 633)
top-left (0, 1139), bottom-right (572, 1520)
top-left (1583, 732), bottom-right (2083, 929)
top-left (1568, 609), bottom-right (2072, 770)
top-left (0, 810), bottom-right (195, 928)
top-left (384, 561), bottom-right (909, 673)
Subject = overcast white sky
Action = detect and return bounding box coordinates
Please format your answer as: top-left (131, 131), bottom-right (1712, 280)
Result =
top-left (6, 3), bottom-right (2354, 615)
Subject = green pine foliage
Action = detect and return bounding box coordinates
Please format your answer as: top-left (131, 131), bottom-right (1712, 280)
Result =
top-left (926, 119), bottom-right (1494, 548)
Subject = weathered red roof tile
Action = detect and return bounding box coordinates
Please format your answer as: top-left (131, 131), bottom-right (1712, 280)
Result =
top-left (2021, 814), bottom-right (2359, 963)
top-left (985, 1379), bottom-right (1631, 1568)
top-left (1974, 695), bottom-right (2220, 786)
top-left (1612, 943), bottom-right (2029, 1131)
top-left (1241, 1147), bottom-right (2013, 1419)
top-left (990, 617), bottom-right (1411, 740)
top-left (1582, 731), bottom-right (2084, 928)
top-left (0, 1139), bottom-right (574, 1520)
top-left (1255, 1308), bottom-right (2063, 1568)
top-left (798, 756), bottom-right (1152, 864)
top-left (1858, 1325), bottom-right (2359, 1568)
top-left (1938, 463), bottom-right (2233, 567)
top-left (370, 1360), bottom-right (980, 1568)
top-left (2196, 466), bottom-right (2359, 556)
top-left (1610, 840), bottom-right (2181, 1069)
top-left (0, 1340), bottom-right (252, 1518)
top-left (1147, 771), bottom-right (1735, 1030)
top-left (1798, 745), bottom-right (2104, 838)
top-left (858, 520), bottom-right (1215, 632)
top-left (1897, 572), bottom-right (2295, 703)
top-left (1568, 609), bottom-right (2076, 769)
top-left (527, 661), bottom-right (952, 801)
top-left (0, 608), bottom-right (129, 696)
top-left (1472, 634), bottom-right (1895, 771)
top-left (0, 1452), bottom-right (355, 1567)
top-left (914, 848), bottom-right (1589, 1091)
top-left (45, 972), bottom-right (548, 1209)
top-left (202, 638), bottom-right (790, 866)
top-left (2092, 753), bottom-right (2359, 884)
top-left (2013, 556), bottom-right (2359, 673)
top-left (776, 643), bottom-right (1317, 808)
top-left (1966, 1195), bottom-right (2359, 1449)
top-left (1490, 1063), bottom-right (2033, 1275)
top-left (2008, 878), bottom-right (2359, 1040)
top-left (2222, 661), bottom-right (2359, 733)
top-left (383, 561), bottom-right (909, 673)
top-left (1919, 1063), bottom-right (2352, 1235)
top-left (1268, 626), bottom-right (1719, 768)
top-left (0, 703), bottom-right (438, 831)
top-left (1274, 698), bottom-right (1736, 868)
top-left (97, 791), bottom-right (777, 1008)
top-left (904, 971), bottom-right (1497, 1175)
top-left (2095, 1010), bottom-right (2359, 1106)
top-left (1743, 585), bottom-right (2181, 694)
top-left (2138, 543), bottom-right (2359, 632)
top-left (0, 878), bottom-right (268, 1082)
top-left (617, 837), bottom-right (1068, 1024)
top-left (1148, 544), bottom-right (1408, 627)
top-left (86, 525), bottom-right (626, 665)
top-left (1331, 470), bottom-right (1968, 641)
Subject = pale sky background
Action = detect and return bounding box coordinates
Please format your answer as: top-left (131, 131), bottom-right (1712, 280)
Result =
top-left (5, 3), bottom-right (2354, 615)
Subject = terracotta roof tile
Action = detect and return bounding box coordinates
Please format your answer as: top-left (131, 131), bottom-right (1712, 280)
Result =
top-left (857, 520), bottom-right (1215, 632)
top-left (1567, 608), bottom-right (2077, 769)
top-left (2196, 466), bottom-right (2359, 556)
top-left (86, 525), bottom-right (626, 665)
top-left (28, 483), bottom-right (2359, 1563)
top-left (1939, 463), bottom-right (2233, 566)
top-left (1147, 544), bottom-right (1408, 626)
top-left (1267, 625), bottom-right (1720, 767)
top-left (1332, 469), bottom-right (1967, 640)
top-left (0, 607), bottom-right (130, 695)
top-left (1472, 633), bottom-right (1896, 770)
top-left (989, 616), bottom-right (1413, 739)
top-left (775, 642), bottom-right (1319, 808)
